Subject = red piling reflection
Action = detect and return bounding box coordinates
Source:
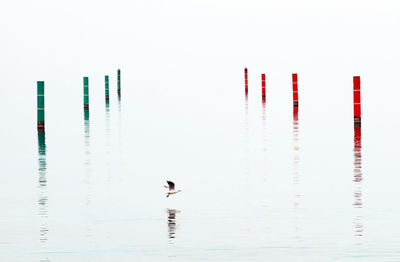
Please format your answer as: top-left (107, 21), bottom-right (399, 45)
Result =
top-left (261, 74), bottom-right (266, 103)
top-left (292, 106), bottom-right (301, 206)
top-left (353, 124), bottom-right (363, 237)
top-left (353, 126), bottom-right (363, 207)
top-left (292, 73), bottom-right (299, 107)
top-left (244, 68), bottom-right (248, 95)
top-left (353, 76), bottom-right (361, 127)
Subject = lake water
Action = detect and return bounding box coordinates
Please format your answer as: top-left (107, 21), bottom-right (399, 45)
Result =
top-left (1, 68), bottom-right (400, 261)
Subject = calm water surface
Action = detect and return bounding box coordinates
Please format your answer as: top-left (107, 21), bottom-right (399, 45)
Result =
top-left (1, 71), bottom-right (400, 261)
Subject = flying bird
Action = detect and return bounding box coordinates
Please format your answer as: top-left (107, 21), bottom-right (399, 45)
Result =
top-left (165, 181), bottom-right (181, 198)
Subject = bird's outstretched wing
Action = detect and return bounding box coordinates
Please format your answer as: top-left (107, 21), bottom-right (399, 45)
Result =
top-left (166, 181), bottom-right (175, 190)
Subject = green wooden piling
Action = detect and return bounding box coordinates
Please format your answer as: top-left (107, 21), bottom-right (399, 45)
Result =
top-left (105, 75), bottom-right (110, 100)
top-left (83, 77), bottom-right (89, 109)
top-left (37, 81), bottom-right (45, 131)
top-left (117, 69), bottom-right (121, 93)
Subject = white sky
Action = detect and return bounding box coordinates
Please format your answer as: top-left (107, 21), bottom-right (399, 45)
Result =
top-left (0, 0), bottom-right (399, 78)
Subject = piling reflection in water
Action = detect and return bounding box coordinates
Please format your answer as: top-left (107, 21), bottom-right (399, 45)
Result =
top-left (105, 101), bottom-right (111, 182)
top-left (37, 131), bottom-right (48, 243)
top-left (167, 209), bottom-right (180, 241)
top-left (262, 97), bottom-right (267, 148)
top-left (244, 92), bottom-right (250, 177)
top-left (84, 109), bottom-right (91, 176)
top-left (83, 109), bottom-right (93, 240)
top-left (353, 125), bottom-right (363, 238)
top-left (292, 107), bottom-right (301, 206)
top-left (353, 126), bottom-right (363, 205)
top-left (292, 106), bottom-right (303, 242)
top-left (117, 91), bottom-right (123, 155)
top-left (261, 95), bottom-right (268, 179)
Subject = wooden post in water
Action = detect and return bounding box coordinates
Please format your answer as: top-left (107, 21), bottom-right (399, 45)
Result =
top-left (105, 75), bottom-right (110, 100)
top-left (353, 76), bottom-right (361, 127)
top-left (117, 69), bottom-right (121, 94)
top-left (292, 73), bottom-right (299, 107)
top-left (261, 74), bottom-right (266, 103)
top-left (244, 68), bottom-right (248, 94)
top-left (83, 77), bottom-right (89, 110)
top-left (37, 81), bottom-right (45, 132)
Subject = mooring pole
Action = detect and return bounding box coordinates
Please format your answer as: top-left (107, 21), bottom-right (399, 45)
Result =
top-left (84, 77), bottom-right (89, 110)
top-left (105, 75), bottom-right (110, 101)
top-left (261, 74), bottom-right (266, 103)
top-left (244, 68), bottom-right (248, 95)
top-left (117, 69), bottom-right (121, 94)
top-left (37, 81), bottom-right (45, 132)
top-left (292, 73), bottom-right (299, 107)
top-left (353, 76), bottom-right (361, 127)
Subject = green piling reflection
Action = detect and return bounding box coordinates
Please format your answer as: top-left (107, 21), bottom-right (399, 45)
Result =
top-left (83, 107), bottom-right (92, 240)
top-left (37, 131), bottom-right (48, 243)
top-left (105, 95), bottom-right (111, 182)
top-left (83, 108), bottom-right (91, 185)
top-left (38, 132), bottom-right (47, 186)
top-left (84, 109), bottom-right (90, 170)
top-left (84, 109), bottom-right (90, 122)
top-left (117, 86), bottom-right (122, 156)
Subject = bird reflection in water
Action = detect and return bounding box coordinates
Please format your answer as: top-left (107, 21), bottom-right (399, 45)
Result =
top-left (37, 131), bottom-right (49, 243)
top-left (353, 125), bottom-right (363, 238)
top-left (167, 209), bottom-right (180, 242)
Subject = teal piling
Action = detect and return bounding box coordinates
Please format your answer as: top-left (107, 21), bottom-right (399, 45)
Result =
top-left (105, 75), bottom-right (110, 100)
top-left (37, 81), bottom-right (45, 132)
top-left (117, 69), bottom-right (121, 93)
top-left (83, 77), bottom-right (89, 110)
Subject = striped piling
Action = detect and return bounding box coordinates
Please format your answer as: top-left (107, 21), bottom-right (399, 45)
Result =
top-left (353, 76), bottom-right (361, 127)
top-left (37, 81), bottom-right (45, 132)
top-left (261, 74), bottom-right (266, 103)
top-left (244, 68), bottom-right (248, 94)
top-left (83, 77), bottom-right (89, 110)
top-left (105, 75), bottom-right (110, 100)
top-left (117, 69), bottom-right (121, 94)
top-left (292, 73), bottom-right (298, 107)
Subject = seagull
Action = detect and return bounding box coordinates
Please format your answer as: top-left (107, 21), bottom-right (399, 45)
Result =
top-left (164, 181), bottom-right (181, 198)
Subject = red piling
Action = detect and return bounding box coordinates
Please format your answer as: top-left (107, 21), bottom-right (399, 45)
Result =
top-left (244, 68), bottom-right (248, 94)
top-left (261, 74), bottom-right (266, 102)
top-left (292, 73), bottom-right (298, 107)
top-left (353, 76), bottom-right (361, 127)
